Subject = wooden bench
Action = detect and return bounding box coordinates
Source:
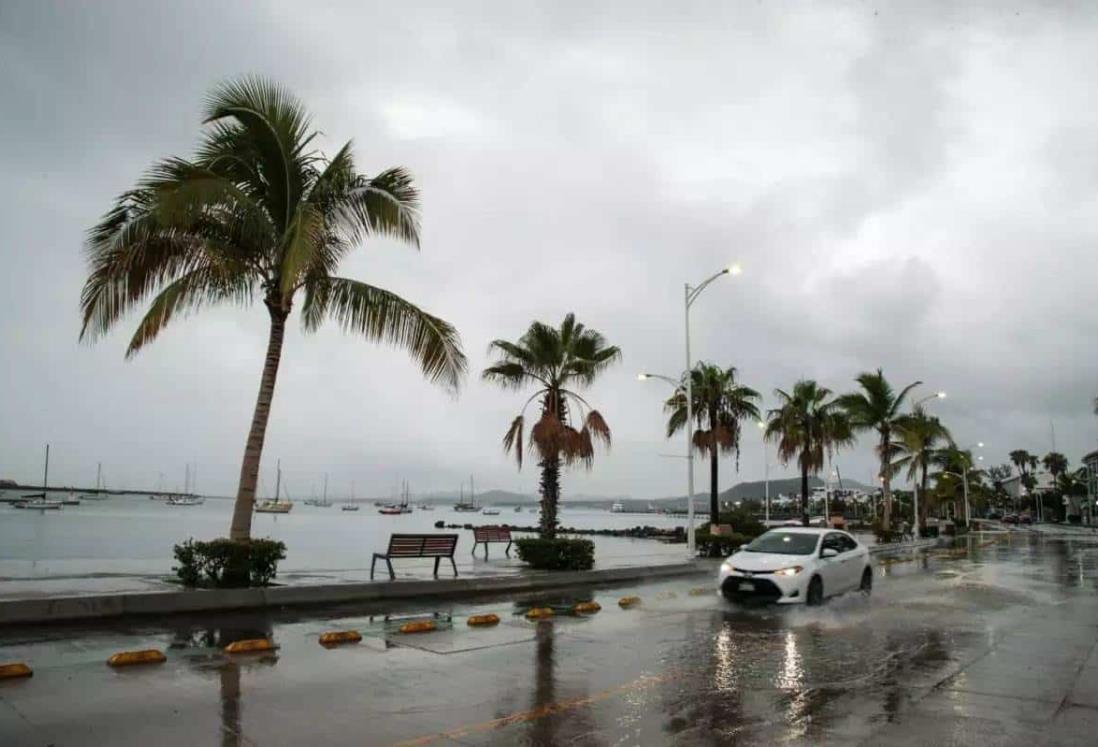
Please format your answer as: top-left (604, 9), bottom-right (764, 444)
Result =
top-left (371, 534), bottom-right (459, 580)
top-left (471, 525), bottom-right (513, 559)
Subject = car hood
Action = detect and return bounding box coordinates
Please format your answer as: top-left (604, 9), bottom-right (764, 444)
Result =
top-left (727, 551), bottom-right (812, 571)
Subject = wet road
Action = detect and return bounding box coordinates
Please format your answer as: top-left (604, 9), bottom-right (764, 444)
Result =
top-left (3, 531), bottom-right (1098, 745)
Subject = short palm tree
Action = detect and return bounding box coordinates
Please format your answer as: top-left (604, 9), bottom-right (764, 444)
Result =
top-left (483, 314), bottom-right (620, 538)
top-left (931, 447), bottom-right (980, 520)
top-left (894, 405), bottom-right (952, 528)
top-left (837, 369), bottom-right (921, 531)
top-left (664, 363), bottom-right (760, 526)
top-left (80, 78), bottom-right (466, 544)
top-left (765, 380), bottom-right (853, 526)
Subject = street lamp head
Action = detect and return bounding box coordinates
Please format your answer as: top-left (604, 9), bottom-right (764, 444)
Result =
top-left (977, 442), bottom-right (984, 449)
top-left (937, 391), bottom-right (947, 399)
top-left (637, 373), bottom-right (649, 381)
top-left (756, 420), bottom-right (766, 430)
top-left (726, 263), bottom-right (743, 276)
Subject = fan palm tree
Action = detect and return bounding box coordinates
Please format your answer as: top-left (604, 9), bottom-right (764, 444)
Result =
top-left (80, 78), bottom-right (466, 545)
top-left (664, 363), bottom-right (760, 526)
top-left (764, 380), bottom-right (853, 526)
top-left (894, 406), bottom-right (953, 528)
top-left (483, 314), bottom-right (620, 538)
top-left (837, 369), bottom-right (921, 531)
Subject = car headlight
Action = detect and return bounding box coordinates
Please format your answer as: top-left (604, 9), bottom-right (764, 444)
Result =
top-left (774, 566), bottom-right (803, 577)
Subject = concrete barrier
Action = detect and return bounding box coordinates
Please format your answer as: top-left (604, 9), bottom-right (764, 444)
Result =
top-left (0, 562), bottom-right (702, 627)
top-left (107, 649), bottom-right (167, 667)
top-left (318, 630), bottom-right (362, 646)
top-left (0, 662), bottom-right (32, 679)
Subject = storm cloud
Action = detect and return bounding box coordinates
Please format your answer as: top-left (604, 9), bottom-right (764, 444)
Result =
top-left (1, 0), bottom-right (1095, 499)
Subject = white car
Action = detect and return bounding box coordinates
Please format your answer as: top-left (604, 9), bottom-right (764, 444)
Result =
top-left (717, 527), bottom-right (873, 605)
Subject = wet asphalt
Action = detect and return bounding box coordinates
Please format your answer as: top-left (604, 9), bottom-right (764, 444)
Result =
top-left (2, 531), bottom-right (1098, 746)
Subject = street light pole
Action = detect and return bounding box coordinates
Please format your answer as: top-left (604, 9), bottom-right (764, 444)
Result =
top-left (681, 264), bottom-right (741, 557)
top-left (757, 421), bottom-right (769, 526)
top-left (962, 444), bottom-right (983, 525)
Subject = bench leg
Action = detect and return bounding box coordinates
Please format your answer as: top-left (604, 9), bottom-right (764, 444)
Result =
top-left (386, 558), bottom-right (395, 581)
top-left (450, 557), bottom-right (458, 577)
top-left (484, 543), bottom-right (489, 560)
top-left (505, 540), bottom-right (512, 558)
top-left (433, 557), bottom-right (440, 577)
top-left (370, 555), bottom-right (378, 580)
top-left (471, 541), bottom-right (479, 557)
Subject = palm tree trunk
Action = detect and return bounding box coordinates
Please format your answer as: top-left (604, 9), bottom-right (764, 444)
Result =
top-left (538, 454), bottom-right (561, 539)
top-left (709, 446), bottom-right (720, 526)
top-left (801, 463), bottom-right (810, 527)
top-left (919, 463), bottom-right (929, 531)
top-left (229, 304), bottom-right (288, 542)
top-left (880, 432), bottom-right (892, 531)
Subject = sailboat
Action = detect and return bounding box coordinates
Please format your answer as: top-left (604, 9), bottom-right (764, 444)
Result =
top-left (255, 460), bottom-right (293, 513)
top-left (453, 476), bottom-right (480, 512)
top-left (14, 444), bottom-right (62, 511)
top-left (379, 481), bottom-right (414, 515)
top-left (341, 480), bottom-right (360, 511)
top-left (166, 464), bottom-right (204, 506)
top-left (80, 463), bottom-right (109, 500)
top-left (308, 474), bottom-right (334, 507)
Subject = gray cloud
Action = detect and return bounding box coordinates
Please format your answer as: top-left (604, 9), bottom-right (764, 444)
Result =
top-left (1, 0), bottom-right (1096, 500)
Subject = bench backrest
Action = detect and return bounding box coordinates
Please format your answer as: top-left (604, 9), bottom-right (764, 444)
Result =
top-left (386, 533), bottom-right (459, 558)
top-left (473, 526), bottom-right (512, 542)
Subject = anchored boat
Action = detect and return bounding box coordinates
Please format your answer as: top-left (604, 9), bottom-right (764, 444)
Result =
top-left (255, 460), bottom-right (293, 514)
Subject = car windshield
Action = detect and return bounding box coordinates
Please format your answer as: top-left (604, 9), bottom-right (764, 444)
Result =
top-left (741, 531), bottom-right (819, 555)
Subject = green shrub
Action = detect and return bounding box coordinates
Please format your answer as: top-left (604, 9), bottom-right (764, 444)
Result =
top-left (172, 538), bottom-right (287, 588)
top-left (695, 531), bottom-right (751, 558)
top-left (871, 519), bottom-right (902, 544)
top-left (514, 538), bottom-right (595, 571)
top-left (707, 509), bottom-right (766, 539)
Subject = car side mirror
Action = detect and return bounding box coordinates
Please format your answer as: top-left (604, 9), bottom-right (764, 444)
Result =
top-left (821, 547), bottom-right (839, 559)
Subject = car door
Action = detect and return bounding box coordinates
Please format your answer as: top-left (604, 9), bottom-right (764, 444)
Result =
top-left (818, 533), bottom-right (846, 594)
top-left (835, 532), bottom-right (862, 591)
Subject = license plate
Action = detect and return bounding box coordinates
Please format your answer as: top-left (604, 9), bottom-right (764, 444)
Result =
top-left (738, 581), bottom-right (754, 592)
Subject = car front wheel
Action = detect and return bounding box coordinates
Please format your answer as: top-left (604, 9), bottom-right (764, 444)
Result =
top-left (860, 567), bottom-right (873, 594)
top-left (806, 576), bottom-right (824, 606)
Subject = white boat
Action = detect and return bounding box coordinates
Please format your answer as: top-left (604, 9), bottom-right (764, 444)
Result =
top-left (80, 463), bottom-right (110, 501)
top-left (61, 491), bottom-right (81, 506)
top-left (379, 481), bottom-right (414, 515)
top-left (15, 445), bottom-right (62, 510)
top-left (482, 507), bottom-right (501, 516)
top-left (307, 474), bottom-right (334, 507)
top-left (341, 480), bottom-right (359, 511)
top-left (611, 501), bottom-right (625, 513)
top-left (255, 460), bottom-right (293, 514)
top-left (165, 464), bottom-right (203, 506)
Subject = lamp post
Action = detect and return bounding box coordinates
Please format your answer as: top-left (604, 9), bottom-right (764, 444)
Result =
top-left (757, 420), bottom-right (769, 526)
top-left (639, 262), bottom-right (740, 557)
top-left (910, 391), bottom-right (947, 538)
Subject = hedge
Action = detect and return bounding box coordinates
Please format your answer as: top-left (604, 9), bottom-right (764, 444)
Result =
top-left (514, 537), bottom-right (595, 571)
top-left (695, 531), bottom-right (752, 557)
top-left (173, 538), bottom-right (287, 588)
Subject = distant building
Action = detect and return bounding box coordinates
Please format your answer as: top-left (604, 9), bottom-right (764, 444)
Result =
top-left (1002, 470), bottom-right (1054, 501)
top-left (1085, 451), bottom-right (1098, 523)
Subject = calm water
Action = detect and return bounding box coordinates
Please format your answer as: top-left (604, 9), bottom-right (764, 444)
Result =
top-left (0, 494), bottom-right (687, 580)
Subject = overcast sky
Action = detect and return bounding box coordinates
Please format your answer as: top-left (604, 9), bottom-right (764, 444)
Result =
top-left (1, 1), bottom-right (1096, 500)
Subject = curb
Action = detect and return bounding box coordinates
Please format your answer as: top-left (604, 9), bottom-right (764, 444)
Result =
top-left (0, 562), bottom-right (703, 627)
top-left (868, 538), bottom-right (942, 556)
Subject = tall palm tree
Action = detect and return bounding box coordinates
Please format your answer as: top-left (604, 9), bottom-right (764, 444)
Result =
top-left (483, 314), bottom-right (620, 538)
top-left (894, 405), bottom-right (952, 528)
top-left (80, 78), bottom-right (466, 545)
top-left (837, 369), bottom-right (921, 531)
top-left (764, 380), bottom-right (853, 526)
top-left (664, 363), bottom-right (760, 526)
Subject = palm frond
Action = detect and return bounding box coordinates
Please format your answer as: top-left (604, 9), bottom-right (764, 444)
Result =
top-left (278, 203), bottom-right (324, 300)
top-left (584, 410), bottom-right (612, 448)
top-left (304, 276), bottom-right (465, 391)
top-left (338, 167), bottom-right (421, 247)
top-left (503, 415), bottom-right (524, 468)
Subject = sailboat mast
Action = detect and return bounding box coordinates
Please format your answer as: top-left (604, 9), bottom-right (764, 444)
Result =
top-left (323, 473), bottom-right (328, 501)
top-left (470, 475), bottom-right (475, 508)
top-left (43, 443), bottom-right (50, 491)
top-left (275, 459), bottom-right (282, 502)
top-left (96, 462), bottom-right (102, 491)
